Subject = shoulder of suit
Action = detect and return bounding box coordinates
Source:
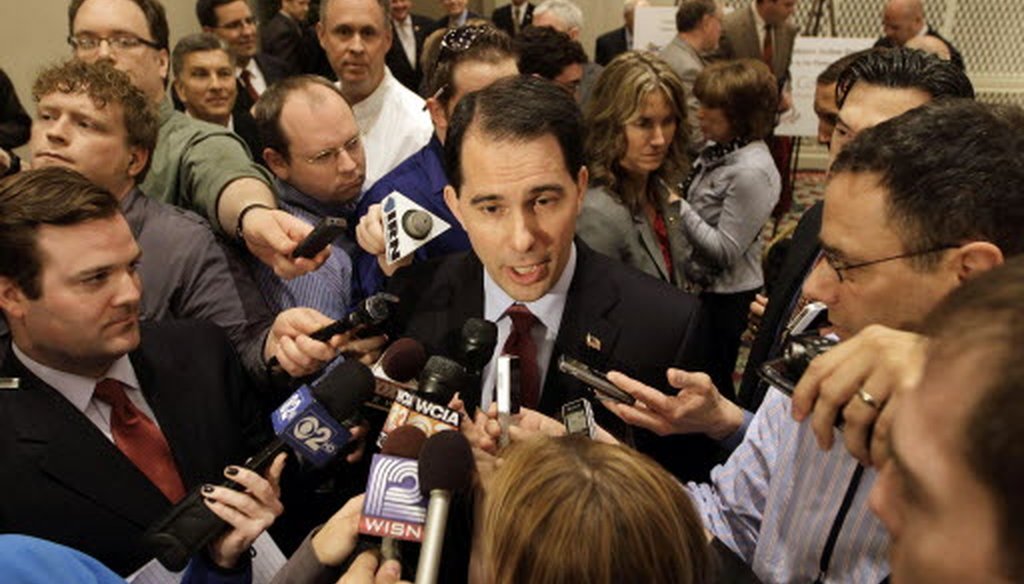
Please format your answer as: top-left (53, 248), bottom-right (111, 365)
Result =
top-left (579, 243), bottom-right (697, 307)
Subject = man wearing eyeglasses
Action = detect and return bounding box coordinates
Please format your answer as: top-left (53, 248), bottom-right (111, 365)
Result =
top-left (197, 0), bottom-right (295, 115)
top-left (248, 76), bottom-right (366, 321)
top-left (68, 0), bottom-right (327, 283)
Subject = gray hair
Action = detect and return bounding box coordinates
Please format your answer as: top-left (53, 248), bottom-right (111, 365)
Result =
top-left (171, 33), bottom-right (233, 79)
top-left (534, 0), bottom-right (584, 32)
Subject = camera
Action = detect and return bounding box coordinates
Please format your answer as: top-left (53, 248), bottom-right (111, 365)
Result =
top-left (758, 332), bottom-right (838, 395)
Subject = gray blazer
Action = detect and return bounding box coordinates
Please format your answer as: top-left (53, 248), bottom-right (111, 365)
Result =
top-left (577, 182), bottom-right (691, 289)
top-left (678, 140), bottom-right (780, 293)
top-left (658, 36), bottom-right (706, 154)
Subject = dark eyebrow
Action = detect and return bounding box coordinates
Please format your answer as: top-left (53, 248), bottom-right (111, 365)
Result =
top-left (528, 184), bottom-right (566, 197)
top-left (73, 249), bottom-right (143, 280)
top-left (468, 193), bottom-right (502, 206)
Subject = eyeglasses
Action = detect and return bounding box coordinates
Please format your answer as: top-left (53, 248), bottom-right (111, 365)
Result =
top-left (302, 136), bottom-right (362, 166)
top-left (819, 243), bottom-right (960, 283)
top-left (215, 16), bottom-right (258, 31)
top-left (68, 34), bottom-right (161, 52)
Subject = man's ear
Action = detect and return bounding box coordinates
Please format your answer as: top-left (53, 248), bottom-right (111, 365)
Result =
top-left (574, 165), bottom-right (589, 214)
top-left (443, 184), bottom-right (465, 228)
top-left (126, 146), bottom-right (150, 180)
top-left (264, 148), bottom-right (289, 180)
top-left (157, 48), bottom-right (170, 89)
top-left (426, 97), bottom-right (448, 143)
top-left (955, 241), bottom-right (1004, 283)
top-left (0, 276), bottom-right (30, 320)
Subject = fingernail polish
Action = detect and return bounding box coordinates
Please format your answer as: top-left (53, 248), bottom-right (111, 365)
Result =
top-left (202, 484), bottom-right (214, 494)
top-left (225, 466), bottom-right (239, 476)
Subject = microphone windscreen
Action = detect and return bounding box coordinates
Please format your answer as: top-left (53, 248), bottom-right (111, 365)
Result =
top-left (460, 318), bottom-right (497, 371)
top-left (381, 425), bottom-right (429, 459)
top-left (417, 356), bottom-right (470, 404)
top-left (312, 360), bottom-right (375, 420)
top-left (380, 338), bottom-right (428, 383)
top-left (418, 430), bottom-right (474, 495)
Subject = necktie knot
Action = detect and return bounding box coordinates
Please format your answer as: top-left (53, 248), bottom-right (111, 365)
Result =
top-left (94, 378), bottom-right (138, 424)
top-left (505, 303), bottom-right (538, 331)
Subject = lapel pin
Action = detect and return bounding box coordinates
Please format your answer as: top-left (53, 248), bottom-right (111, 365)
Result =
top-left (0, 377), bottom-right (20, 390)
top-left (585, 333), bottom-right (602, 352)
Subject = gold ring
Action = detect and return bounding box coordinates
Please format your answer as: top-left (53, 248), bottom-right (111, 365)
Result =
top-left (857, 389), bottom-right (880, 409)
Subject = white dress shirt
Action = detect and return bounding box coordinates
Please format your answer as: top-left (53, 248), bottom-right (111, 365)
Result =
top-left (12, 344), bottom-right (158, 442)
top-left (395, 17), bottom-right (417, 66)
top-left (478, 243), bottom-right (578, 410)
top-left (341, 68), bottom-right (433, 191)
top-left (238, 58), bottom-right (269, 96)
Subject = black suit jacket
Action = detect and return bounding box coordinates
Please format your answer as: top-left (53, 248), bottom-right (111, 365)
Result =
top-left (0, 320), bottom-right (267, 576)
top-left (737, 201), bottom-right (822, 411)
top-left (233, 108), bottom-right (265, 167)
top-left (431, 11), bottom-right (485, 34)
top-left (595, 26), bottom-right (628, 66)
top-left (261, 12), bottom-right (310, 74)
top-left (386, 241), bottom-right (721, 480)
top-left (491, 2), bottom-right (534, 37)
top-left (386, 14), bottom-right (434, 93)
top-left (234, 52), bottom-right (295, 115)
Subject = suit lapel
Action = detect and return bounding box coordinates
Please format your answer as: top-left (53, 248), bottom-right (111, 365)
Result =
top-left (2, 356), bottom-right (170, 529)
top-left (538, 244), bottom-right (622, 414)
top-left (636, 215), bottom-right (670, 281)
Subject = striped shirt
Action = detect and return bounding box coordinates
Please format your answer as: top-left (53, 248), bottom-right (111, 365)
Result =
top-left (249, 179), bottom-right (354, 320)
top-left (687, 388), bottom-right (890, 583)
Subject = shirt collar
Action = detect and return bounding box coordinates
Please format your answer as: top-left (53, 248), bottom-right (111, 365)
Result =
top-left (751, 0), bottom-right (767, 30)
top-left (274, 177), bottom-right (357, 218)
top-left (483, 243), bottom-right (577, 334)
top-left (339, 67), bottom-right (393, 121)
top-left (12, 344), bottom-right (140, 414)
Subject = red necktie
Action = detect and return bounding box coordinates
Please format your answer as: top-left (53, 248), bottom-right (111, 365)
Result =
top-left (240, 69), bottom-right (260, 103)
top-left (762, 24), bottom-right (774, 68)
top-left (502, 304), bottom-right (541, 408)
top-left (94, 379), bottom-right (187, 503)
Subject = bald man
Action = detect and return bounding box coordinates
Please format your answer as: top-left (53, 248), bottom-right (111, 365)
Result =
top-left (874, 0), bottom-right (963, 69)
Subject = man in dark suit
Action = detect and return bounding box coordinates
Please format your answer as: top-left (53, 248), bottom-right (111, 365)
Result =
top-left (717, 0), bottom-right (798, 86)
top-left (386, 0), bottom-right (434, 92)
top-left (172, 33), bottom-right (265, 165)
top-left (492, 0), bottom-right (534, 37)
top-left (594, 0), bottom-right (645, 66)
top-left (385, 76), bottom-right (718, 480)
top-left (874, 0), bottom-right (963, 70)
top-left (432, 0), bottom-right (484, 31)
top-left (0, 168), bottom-right (283, 576)
top-left (261, 0), bottom-right (313, 73)
top-left (198, 0), bottom-right (295, 115)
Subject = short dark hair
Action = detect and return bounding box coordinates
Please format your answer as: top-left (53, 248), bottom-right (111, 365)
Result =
top-left (831, 100), bottom-right (1024, 268)
top-left (426, 25), bottom-right (515, 108)
top-left (675, 0), bottom-right (716, 33)
top-left (922, 256), bottom-right (1024, 581)
top-left (69, 0), bottom-right (170, 50)
top-left (694, 58), bottom-right (778, 140)
top-left (0, 167), bottom-right (121, 300)
top-left (816, 50), bottom-right (867, 86)
top-left (172, 32), bottom-right (234, 79)
top-left (514, 26), bottom-right (586, 81)
top-left (444, 75), bottom-right (584, 190)
top-left (196, 0), bottom-right (244, 28)
top-left (33, 59), bottom-right (159, 181)
top-left (254, 74), bottom-right (348, 161)
top-left (836, 47), bottom-right (974, 108)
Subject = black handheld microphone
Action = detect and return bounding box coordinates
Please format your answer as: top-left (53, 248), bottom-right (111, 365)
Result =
top-left (456, 318), bottom-right (497, 413)
top-left (144, 360), bottom-right (375, 571)
top-left (414, 431), bottom-right (475, 584)
top-left (417, 355), bottom-right (472, 406)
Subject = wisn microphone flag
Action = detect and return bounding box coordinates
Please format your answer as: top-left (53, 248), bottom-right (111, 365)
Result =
top-left (271, 385), bottom-right (351, 467)
top-left (360, 453), bottom-right (428, 541)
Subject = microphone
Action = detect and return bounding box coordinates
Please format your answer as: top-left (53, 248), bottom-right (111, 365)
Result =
top-left (456, 319), bottom-right (497, 413)
top-left (144, 360), bottom-right (376, 571)
top-left (268, 293), bottom-right (399, 374)
top-left (360, 426), bottom-right (430, 544)
top-left (376, 356), bottom-right (465, 448)
top-left (382, 192), bottom-right (451, 265)
top-left (367, 338), bottom-right (428, 412)
top-left (415, 431), bottom-right (475, 584)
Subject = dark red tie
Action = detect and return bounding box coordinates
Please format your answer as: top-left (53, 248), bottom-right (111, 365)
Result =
top-left (240, 69), bottom-right (260, 103)
top-left (502, 304), bottom-right (540, 408)
top-left (93, 379), bottom-right (187, 503)
top-left (762, 24), bottom-right (774, 68)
